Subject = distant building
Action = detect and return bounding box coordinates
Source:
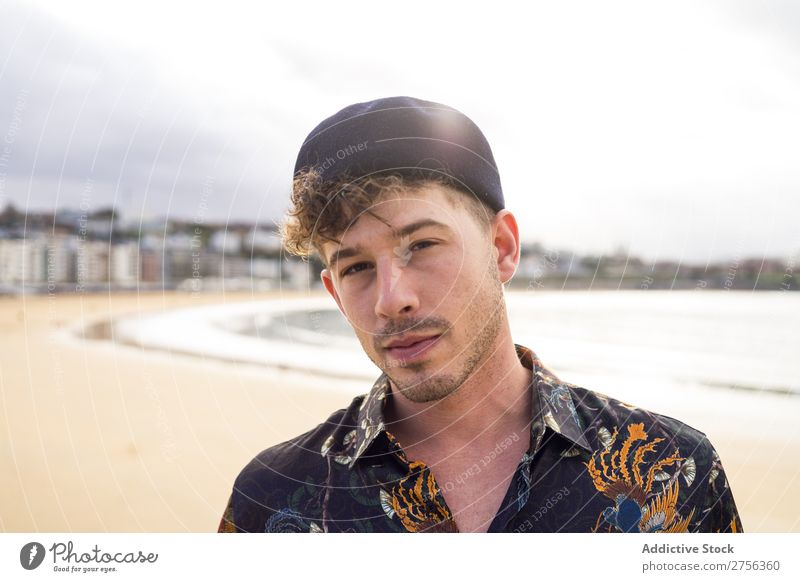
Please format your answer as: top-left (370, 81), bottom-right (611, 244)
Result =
top-left (75, 240), bottom-right (110, 285)
top-left (251, 257), bottom-right (281, 279)
top-left (244, 227), bottom-right (282, 257)
top-left (209, 230), bottom-right (243, 254)
top-left (140, 247), bottom-right (162, 283)
top-left (46, 236), bottom-right (76, 284)
top-left (214, 253), bottom-right (250, 279)
top-left (111, 241), bottom-right (140, 285)
top-left (0, 237), bottom-right (48, 284)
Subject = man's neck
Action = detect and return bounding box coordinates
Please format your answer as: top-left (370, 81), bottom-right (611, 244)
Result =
top-left (383, 335), bottom-right (533, 453)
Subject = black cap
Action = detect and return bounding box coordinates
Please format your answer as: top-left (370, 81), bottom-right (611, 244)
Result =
top-left (293, 96), bottom-right (504, 212)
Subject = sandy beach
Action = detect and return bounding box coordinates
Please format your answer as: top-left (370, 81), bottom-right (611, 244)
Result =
top-left (1, 291), bottom-right (798, 532)
top-left (0, 291), bottom-right (355, 532)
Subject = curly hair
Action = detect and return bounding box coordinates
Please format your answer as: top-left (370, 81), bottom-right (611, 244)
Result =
top-left (280, 167), bottom-right (496, 266)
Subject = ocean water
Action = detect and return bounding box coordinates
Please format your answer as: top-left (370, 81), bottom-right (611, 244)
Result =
top-left (243, 290), bottom-right (800, 397)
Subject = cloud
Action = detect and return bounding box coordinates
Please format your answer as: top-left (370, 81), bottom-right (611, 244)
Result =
top-left (0, 2), bottom-right (287, 227)
top-left (2, 0), bottom-right (799, 262)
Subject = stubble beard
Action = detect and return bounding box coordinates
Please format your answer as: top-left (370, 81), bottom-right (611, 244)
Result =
top-left (382, 262), bottom-right (507, 404)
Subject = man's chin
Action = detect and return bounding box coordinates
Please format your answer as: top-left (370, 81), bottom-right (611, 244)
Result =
top-left (386, 373), bottom-right (462, 404)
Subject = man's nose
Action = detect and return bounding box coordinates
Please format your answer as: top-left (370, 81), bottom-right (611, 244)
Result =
top-left (374, 254), bottom-right (418, 319)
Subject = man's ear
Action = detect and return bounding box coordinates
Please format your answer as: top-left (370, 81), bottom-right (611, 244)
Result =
top-left (320, 268), bottom-right (345, 315)
top-left (491, 210), bottom-right (521, 284)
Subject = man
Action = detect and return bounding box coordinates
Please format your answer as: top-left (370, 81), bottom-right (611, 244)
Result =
top-left (218, 96), bottom-right (742, 533)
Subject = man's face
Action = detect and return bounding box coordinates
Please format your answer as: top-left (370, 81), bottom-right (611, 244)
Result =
top-left (320, 184), bottom-right (508, 403)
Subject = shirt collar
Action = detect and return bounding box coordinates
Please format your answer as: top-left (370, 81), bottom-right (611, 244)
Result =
top-left (348, 343), bottom-right (592, 469)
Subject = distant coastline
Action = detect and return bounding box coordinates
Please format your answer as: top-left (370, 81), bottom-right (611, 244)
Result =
top-left (3, 270), bottom-right (797, 296)
top-left (1, 202), bottom-right (797, 296)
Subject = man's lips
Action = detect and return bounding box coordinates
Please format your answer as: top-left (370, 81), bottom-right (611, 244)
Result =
top-left (383, 334), bottom-right (441, 349)
top-left (383, 334), bottom-right (443, 362)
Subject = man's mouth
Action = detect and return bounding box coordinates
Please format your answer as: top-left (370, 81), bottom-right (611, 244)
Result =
top-left (383, 333), bottom-right (441, 350)
top-left (383, 334), bottom-right (443, 362)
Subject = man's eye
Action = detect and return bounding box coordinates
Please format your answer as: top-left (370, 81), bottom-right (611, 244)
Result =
top-left (341, 262), bottom-right (371, 277)
top-left (411, 240), bottom-right (435, 251)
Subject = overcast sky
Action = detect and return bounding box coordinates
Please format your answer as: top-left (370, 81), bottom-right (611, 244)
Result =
top-left (1, 0), bottom-right (798, 264)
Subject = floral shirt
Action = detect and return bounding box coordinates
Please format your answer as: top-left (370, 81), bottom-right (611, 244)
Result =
top-left (218, 344), bottom-right (743, 533)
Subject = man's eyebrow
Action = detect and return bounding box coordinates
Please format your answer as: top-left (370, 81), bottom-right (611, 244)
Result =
top-left (328, 219), bottom-right (453, 267)
top-left (328, 245), bottom-right (365, 268)
top-left (392, 218), bottom-right (453, 240)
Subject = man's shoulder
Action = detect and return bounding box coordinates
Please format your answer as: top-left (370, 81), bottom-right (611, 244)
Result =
top-left (562, 382), bottom-right (742, 532)
top-left (565, 383), bottom-right (712, 455)
top-left (233, 393), bottom-right (365, 487)
top-left (223, 393), bottom-right (367, 532)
